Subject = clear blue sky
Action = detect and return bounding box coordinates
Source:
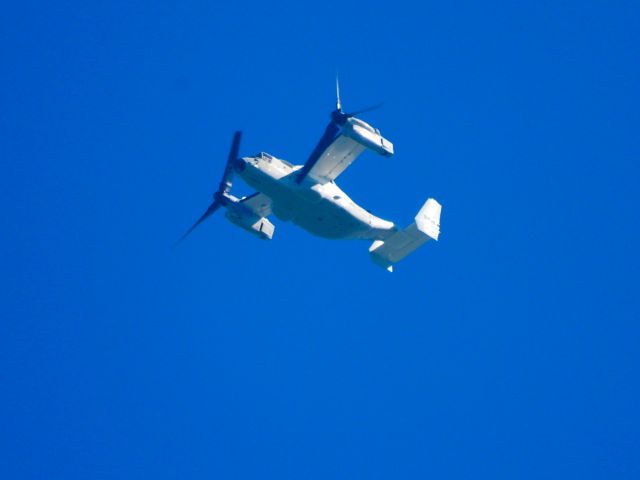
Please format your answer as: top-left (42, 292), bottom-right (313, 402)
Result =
top-left (2, 1), bottom-right (639, 478)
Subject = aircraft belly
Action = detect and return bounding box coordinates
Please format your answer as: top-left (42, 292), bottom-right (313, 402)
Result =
top-left (289, 199), bottom-right (369, 239)
top-left (271, 197), bottom-right (306, 221)
top-left (239, 166), bottom-right (384, 239)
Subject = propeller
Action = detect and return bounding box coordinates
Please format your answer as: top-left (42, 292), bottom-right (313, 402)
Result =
top-left (173, 201), bottom-right (222, 246)
top-left (296, 78), bottom-right (383, 183)
top-left (219, 131), bottom-right (242, 195)
top-left (174, 131), bottom-right (243, 246)
top-left (330, 75), bottom-right (383, 125)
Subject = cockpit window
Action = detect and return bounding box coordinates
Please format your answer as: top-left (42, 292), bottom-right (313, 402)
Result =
top-left (255, 151), bottom-right (294, 168)
top-left (254, 151), bottom-right (294, 169)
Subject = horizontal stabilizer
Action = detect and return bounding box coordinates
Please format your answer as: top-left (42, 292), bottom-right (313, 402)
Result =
top-left (369, 198), bottom-right (441, 271)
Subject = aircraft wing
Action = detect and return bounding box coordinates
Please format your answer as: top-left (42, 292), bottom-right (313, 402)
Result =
top-left (239, 192), bottom-right (272, 217)
top-left (297, 118), bottom-right (393, 185)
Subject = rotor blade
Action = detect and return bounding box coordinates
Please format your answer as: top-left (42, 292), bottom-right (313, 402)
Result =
top-left (296, 121), bottom-right (340, 183)
top-left (345, 102), bottom-right (384, 117)
top-left (173, 200), bottom-right (222, 246)
top-left (218, 131), bottom-right (242, 194)
top-left (335, 74), bottom-right (341, 111)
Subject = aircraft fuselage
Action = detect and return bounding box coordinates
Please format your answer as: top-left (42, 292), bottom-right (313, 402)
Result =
top-left (236, 152), bottom-right (396, 240)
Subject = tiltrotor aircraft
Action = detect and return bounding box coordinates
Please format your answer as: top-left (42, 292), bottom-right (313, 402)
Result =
top-left (177, 81), bottom-right (441, 271)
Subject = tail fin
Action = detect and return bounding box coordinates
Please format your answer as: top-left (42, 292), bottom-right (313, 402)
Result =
top-left (369, 199), bottom-right (441, 272)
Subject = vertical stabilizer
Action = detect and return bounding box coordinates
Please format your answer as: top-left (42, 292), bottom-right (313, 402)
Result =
top-left (415, 198), bottom-right (441, 240)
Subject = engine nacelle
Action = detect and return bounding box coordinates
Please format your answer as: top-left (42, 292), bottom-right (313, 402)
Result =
top-left (343, 118), bottom-right (394, 157)
top-left (225, 209), bottom-right (275, 240)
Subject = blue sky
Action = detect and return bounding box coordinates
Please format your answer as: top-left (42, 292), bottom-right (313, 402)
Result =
top-left (2, 1), bottom-right (639, 478)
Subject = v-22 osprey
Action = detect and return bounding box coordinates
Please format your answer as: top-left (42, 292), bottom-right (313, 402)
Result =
top-left (177, 80), bottom-right (442, 272)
